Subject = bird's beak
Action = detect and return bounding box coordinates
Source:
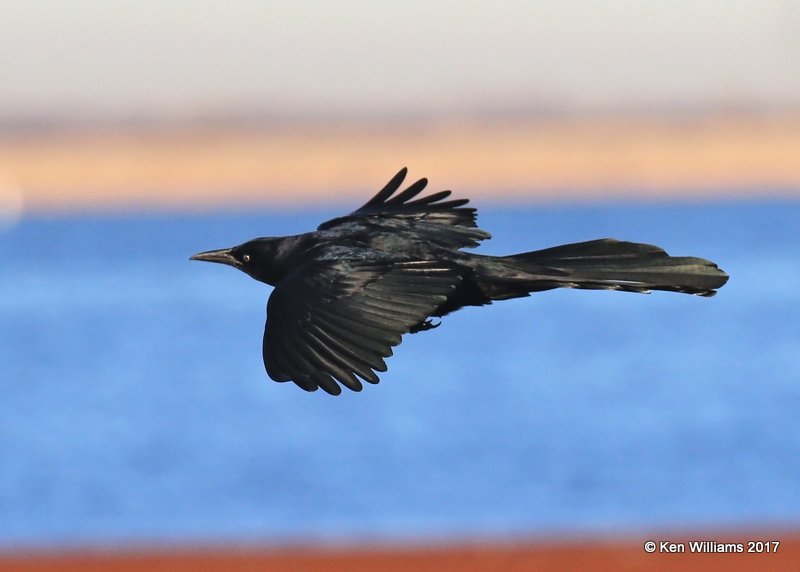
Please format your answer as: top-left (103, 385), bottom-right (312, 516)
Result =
top-left (190, 247), bottom-right (239, 267)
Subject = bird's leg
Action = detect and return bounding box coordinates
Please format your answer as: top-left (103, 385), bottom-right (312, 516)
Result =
top-left (409, 318), bottom-right (441, 334)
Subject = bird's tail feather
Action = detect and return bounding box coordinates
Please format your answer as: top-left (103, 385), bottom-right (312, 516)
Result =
top-left (500, 238), bottom-right (728, 297)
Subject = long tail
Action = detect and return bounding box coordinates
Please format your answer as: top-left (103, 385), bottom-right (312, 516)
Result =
top-left (499, 238), bottom-right (729, 297)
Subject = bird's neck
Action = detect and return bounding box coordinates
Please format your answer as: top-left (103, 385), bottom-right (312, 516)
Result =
top-left (252, 233), bottom-right (319, 286)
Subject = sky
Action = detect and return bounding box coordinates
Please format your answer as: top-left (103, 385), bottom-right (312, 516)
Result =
top-left (1, 0), bottom-right (799, 119)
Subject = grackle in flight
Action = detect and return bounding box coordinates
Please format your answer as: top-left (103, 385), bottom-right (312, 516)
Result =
top-left (191, 168), bottom-right (728, 395)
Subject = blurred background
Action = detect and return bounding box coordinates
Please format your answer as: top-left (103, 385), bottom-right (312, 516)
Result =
top-left (1, 1), bottom-right (799, 570)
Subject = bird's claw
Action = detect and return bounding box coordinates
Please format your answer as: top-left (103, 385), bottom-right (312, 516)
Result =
top-left (409, 318), bottom-right (441, 333)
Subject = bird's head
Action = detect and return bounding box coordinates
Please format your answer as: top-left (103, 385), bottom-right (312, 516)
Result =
top-left (190, 238), bottom-right (285, 285)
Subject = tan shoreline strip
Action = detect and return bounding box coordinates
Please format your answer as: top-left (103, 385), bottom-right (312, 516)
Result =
top-left (1, 535), bottom-right (797, 572)
top-left (1, 115), bottom-right (799, 212)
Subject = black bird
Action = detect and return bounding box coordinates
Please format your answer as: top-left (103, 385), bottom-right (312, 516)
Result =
top-left (191, 168), bottom-right (729, 395)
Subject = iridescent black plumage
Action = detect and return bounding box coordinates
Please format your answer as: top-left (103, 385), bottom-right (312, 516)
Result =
top-left (191, 168), bottom-right (729, 395)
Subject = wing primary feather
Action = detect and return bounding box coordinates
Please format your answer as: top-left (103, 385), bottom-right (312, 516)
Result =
top-left (307, 329), bottom-right (376, 381)
top-left (362, 167), bottom-right (407, 207)
top-left (304, 329), bottom-right (368, 390)
top-left (292, 375), bottom-right (320, 393)
top-left (308, 364), bottom-right (344, 395)
top-left (291, 346), bottom-right (341, 395)
top-left (314, 313), bottom-right (395, 359)
top-left (405, 190), bottom-right (453, 206)
top-left (315, 323), bottom-right (388, 376)
top-left (271, 328), bottom-right (339, 394)
top-left (385, 178), bottom-right (428, 204)
top-left (263, 330), bottom-right (296, 382)
top-left (299, 369), bottom-right (347, 394)
top-left (425, 198), bottom-right (470, 209)
top-left (270, 327), bottom-right (319, 392)
top-left (304, 338), bottom-right (362, 391)
top-left (320, 307), bottom-right (403, 343)
top-left (309, 325), bottom-right (383, 381)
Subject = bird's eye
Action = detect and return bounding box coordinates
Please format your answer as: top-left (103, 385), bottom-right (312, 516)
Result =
top-left (242, 254), bottom-right (251, 263)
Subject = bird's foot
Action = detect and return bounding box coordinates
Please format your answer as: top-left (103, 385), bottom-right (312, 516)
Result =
top-left (409, 318), bottom-right (441, 333)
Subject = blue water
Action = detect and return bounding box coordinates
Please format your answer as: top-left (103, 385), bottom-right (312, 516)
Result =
top-left (1, 200), bottom-right (798, 548)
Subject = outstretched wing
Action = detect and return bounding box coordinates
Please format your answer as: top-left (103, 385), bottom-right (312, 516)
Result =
top-left (318, 167), bottom-right (491, 249)
top-left (263, 259), bottom-right (462, 395)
